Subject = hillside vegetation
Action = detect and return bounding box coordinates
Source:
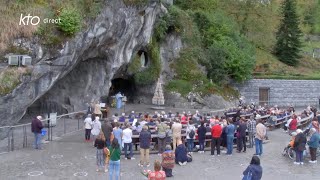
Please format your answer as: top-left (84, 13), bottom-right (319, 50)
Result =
top-left (0, 0), bottom-right (103, 53)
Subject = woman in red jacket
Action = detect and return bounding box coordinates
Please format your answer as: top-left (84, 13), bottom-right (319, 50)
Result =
top-left (289, 115), bottom-right (298, 135)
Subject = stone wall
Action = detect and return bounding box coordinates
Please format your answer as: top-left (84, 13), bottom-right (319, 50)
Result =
top-left (234, 79), bottom-right (320, 107)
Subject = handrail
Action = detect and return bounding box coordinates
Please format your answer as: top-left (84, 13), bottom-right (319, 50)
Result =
top-left (0, 110), bottom-right (86, 129)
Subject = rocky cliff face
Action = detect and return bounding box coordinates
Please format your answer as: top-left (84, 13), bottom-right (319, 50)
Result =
top-left (0, 0), bottom-right (166, 126)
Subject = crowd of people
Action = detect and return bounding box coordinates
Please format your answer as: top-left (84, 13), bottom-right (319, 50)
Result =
top-left (79, 104), bottom-right (271, 180)
top-left (30, 102), bottom-right (320, 180)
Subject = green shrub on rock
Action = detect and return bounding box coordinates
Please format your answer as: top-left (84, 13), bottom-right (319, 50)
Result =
top-left (57, 8), bottom-right (81, 36)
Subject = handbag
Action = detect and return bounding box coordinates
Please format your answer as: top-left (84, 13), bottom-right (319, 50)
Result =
top-left (236, 131), bottom-right (240, 138)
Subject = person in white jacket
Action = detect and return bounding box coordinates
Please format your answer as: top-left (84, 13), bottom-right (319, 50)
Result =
top-left (84, 114), bottom-right (93, 142)
top-left (91, 116), bottom-right (101, 146)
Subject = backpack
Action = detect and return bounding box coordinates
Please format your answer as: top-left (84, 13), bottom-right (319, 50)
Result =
top-left (189, 129), bottom-right (195, 139)
top-left (242, 170), bottom-right (252, 180)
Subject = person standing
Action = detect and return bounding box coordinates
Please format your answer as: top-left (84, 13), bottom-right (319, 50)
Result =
top-left (226, 119), bottom-right (235, 155)
top-left (101, 119), bottom-right (113, 148)
top-left (123, 123), bottom-right (135, 159)
top-left (139, 126), bottom-right (151, 167)
top-left (157, 119), bottom-right (168, 155)
top-left (171, 118), bottom-right (182, 151)
top-left (237, 118), bottom-right (247, 153)
top-left (109, 138), bottom-right (121, 180)
top-left (293, 129), bottom-right (307, 165)
top-left (307, 128), bottom-right (320, 163)
top-left (84, 114), bottom-right (93, 142)
top-left (247, 116), bottom-right (256, 148)
top-left (91, 116), bottom-right (102, 146)
top-left (242, 155), bottom-right (263, 180)
top-left (112, 122), bottom-right (123, 148)
top-left (94, 132), bottom-right (107, 172)
top-left (94, 101), bottom-right (103, 118)
top-left (211, 120), bottom-right (222, 156)
top-left (254, 120), bottom-right (266, 156)
top-left (197, 121), bottom-right (207, 153)
top-left (31, 116), bottom-right (44, 150)
top-left (186, 120), bottom-right (196, 153)
top-left (87, 102), bottom-right (94, 115)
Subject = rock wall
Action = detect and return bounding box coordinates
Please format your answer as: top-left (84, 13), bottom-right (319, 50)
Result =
top-left (234, 79), bottom-right (320, 107)
top-left (0, 0), bottom-right (165, 125)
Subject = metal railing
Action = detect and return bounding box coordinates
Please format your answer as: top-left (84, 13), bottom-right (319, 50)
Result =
top-left (256, 100), bottom-right (319, 108)
top-left (0, 110), bottom-right (86, 154)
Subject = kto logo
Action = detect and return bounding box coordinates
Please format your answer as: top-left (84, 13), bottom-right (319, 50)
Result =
top-left (19, 14), bottom-right (61, 25)
top-left (19, 14), bottom-right (40, 25)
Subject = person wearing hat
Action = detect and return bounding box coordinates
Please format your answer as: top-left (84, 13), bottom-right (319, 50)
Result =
top-left (31, 115), bottom-right (44, 149)
top-left (307, 128), bottom-right (320, 163)
top-left (293, 129), bottom-right (307, 165)
top-left (161, 144), bottom-right (175, 177)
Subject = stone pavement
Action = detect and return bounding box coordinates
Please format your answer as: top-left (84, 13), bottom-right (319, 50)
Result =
top-left (0, 129), bottom-right (319, 180)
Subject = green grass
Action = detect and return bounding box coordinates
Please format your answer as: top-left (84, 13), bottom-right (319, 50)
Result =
top-left (0, 68), bottom-right (21, 96)
top-left (254, 48), bottom-right (320, 80)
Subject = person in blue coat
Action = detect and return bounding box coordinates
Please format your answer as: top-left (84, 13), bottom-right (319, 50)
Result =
top-left (243, 155), bottom-right (263, 180)
top-left (307, 128), bottom-right (320, 163)
top-left (226, 119), bottom-right (236, 155)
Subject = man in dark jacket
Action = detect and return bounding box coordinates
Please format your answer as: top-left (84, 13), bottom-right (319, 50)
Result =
top-left (101, 119), bottom-right (113, 148)
top-left (237, 118), bottom-right (247, 153)
top-left (139, 125), bottom-right (151, 167)
top-left (197, 121), bottom-right (207, 153)
top-left (31, 116), bottom-right (43, 149)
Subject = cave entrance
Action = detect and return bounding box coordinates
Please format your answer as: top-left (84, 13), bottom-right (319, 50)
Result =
top-left (108, 77), bottom-right (136, 103)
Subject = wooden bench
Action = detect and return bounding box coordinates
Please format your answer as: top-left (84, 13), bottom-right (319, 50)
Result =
top-left (265, 115), bottom-right (290, 130)
top-left (297, 113), bottom-right (313, 129)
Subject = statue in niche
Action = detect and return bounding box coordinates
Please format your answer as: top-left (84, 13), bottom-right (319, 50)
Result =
top-left (140, 52), bottom-right (146, 67)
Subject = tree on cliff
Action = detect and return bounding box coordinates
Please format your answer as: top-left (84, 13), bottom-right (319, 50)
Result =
top-left (274, 0), bottom-right (302, 66)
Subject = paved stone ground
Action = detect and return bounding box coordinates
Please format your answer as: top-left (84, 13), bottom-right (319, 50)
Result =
top-left (0, 128), bottom-right (319, 180)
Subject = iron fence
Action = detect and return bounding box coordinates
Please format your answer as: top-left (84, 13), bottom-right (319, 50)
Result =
top-left (0, 110), bottom-right (86, 154)
top-left (258, 100), bottom-right (318, 107)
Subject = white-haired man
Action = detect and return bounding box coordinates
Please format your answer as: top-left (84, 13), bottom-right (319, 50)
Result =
top-left (31, 116), bottom-right (44, 149)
